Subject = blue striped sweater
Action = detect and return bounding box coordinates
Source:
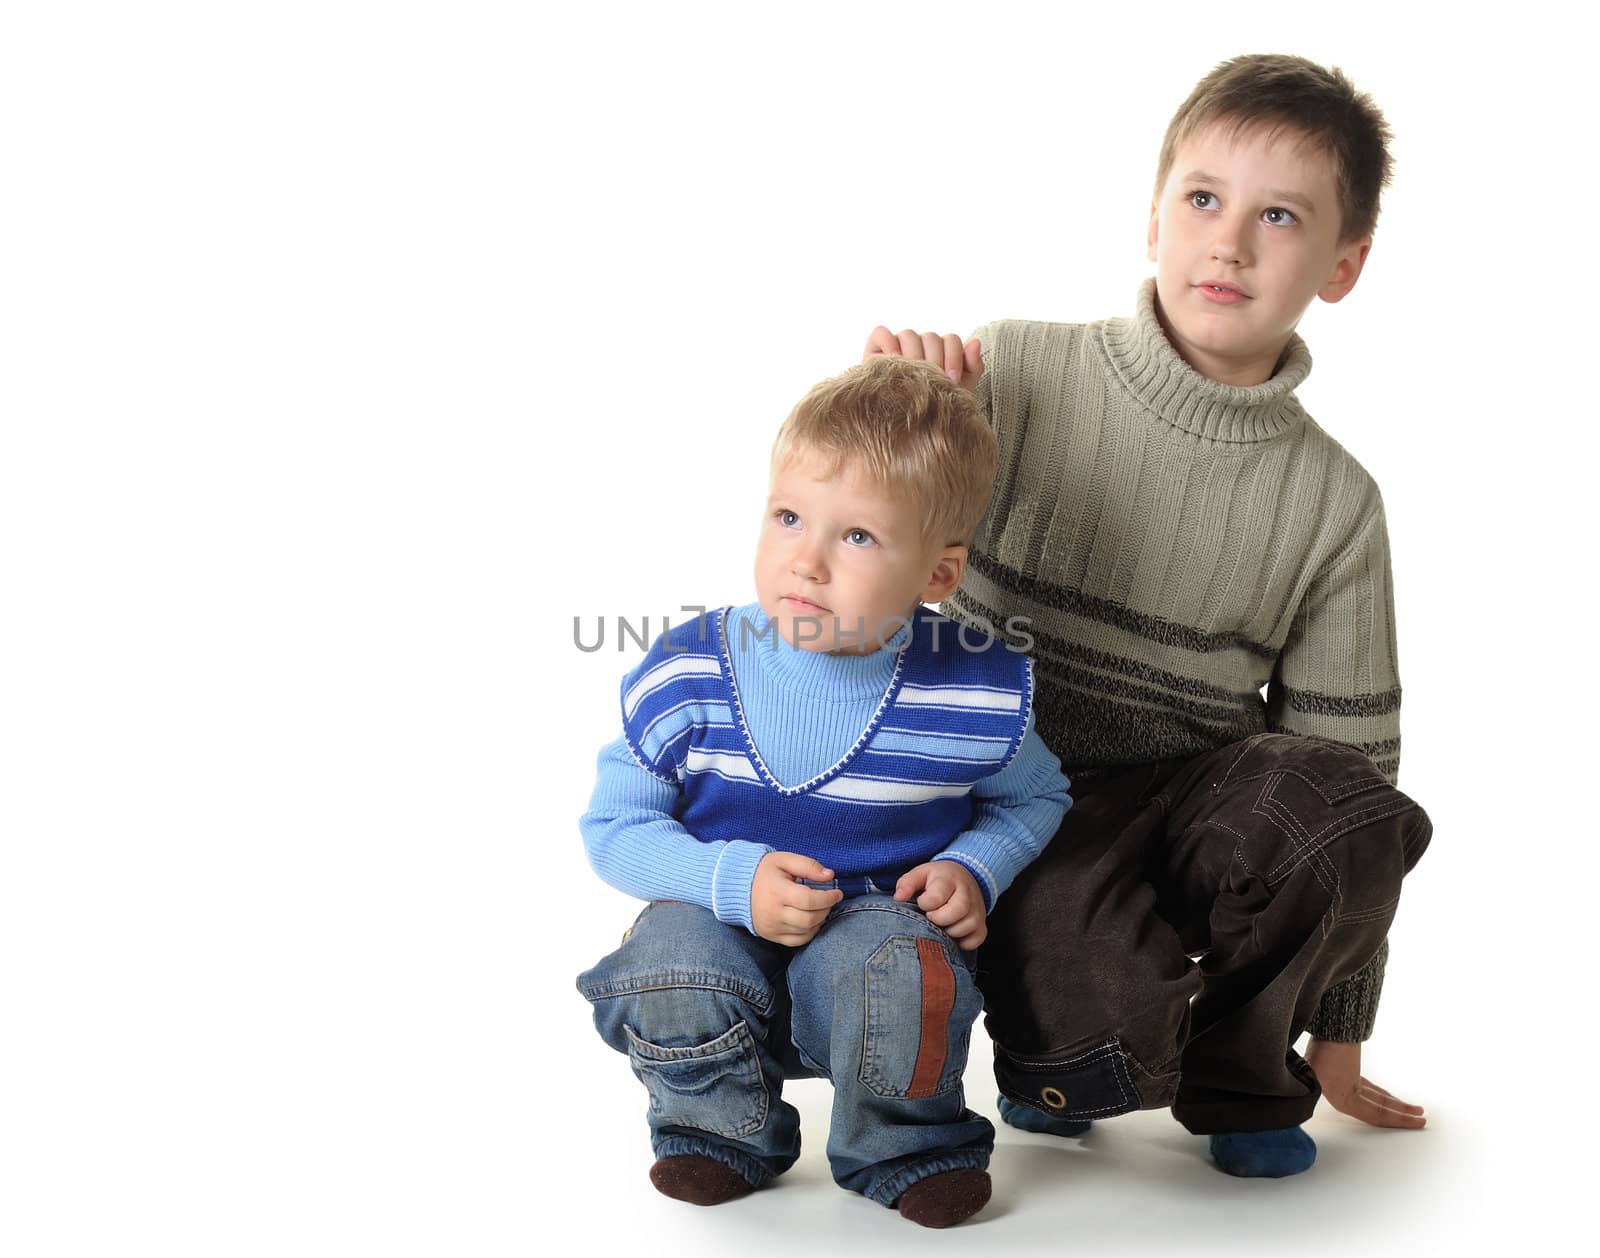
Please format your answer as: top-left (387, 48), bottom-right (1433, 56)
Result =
top-left (580, 603), bottom-right (1072, 933)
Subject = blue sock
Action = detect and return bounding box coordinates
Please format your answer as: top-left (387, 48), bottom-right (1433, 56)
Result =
top-left (996, 1094), bottom-right (1092, 1137)
top-left (1208, 1127), bottom-right (1317, 1178)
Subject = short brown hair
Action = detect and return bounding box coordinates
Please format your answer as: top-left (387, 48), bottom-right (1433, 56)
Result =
top-left (1154, 54), bottom-right (1394, 242)
top-left (771, 356), bottom-right (996, 548)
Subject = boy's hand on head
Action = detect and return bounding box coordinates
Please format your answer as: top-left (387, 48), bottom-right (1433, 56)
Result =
top-left (749, 851), bottom-right (844, 947)
top-left (893, 861), bottom-right (987, 950)
top-left (863, 326), bottom-right (984, 391)
top-left (1305, 1037), bottom-right (1427, 1130)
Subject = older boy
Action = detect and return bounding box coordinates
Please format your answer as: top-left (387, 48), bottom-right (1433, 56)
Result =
top-left (863, 54), bottom-right (1432, 1178)
top-left (576, 357), bottom-right (1072, 1226)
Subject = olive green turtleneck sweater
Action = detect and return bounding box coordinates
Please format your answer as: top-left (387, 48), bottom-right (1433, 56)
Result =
top-left (945, 279), bottom-right (1403, 1042)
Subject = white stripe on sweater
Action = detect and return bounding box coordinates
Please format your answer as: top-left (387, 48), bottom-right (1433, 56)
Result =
top-left (638, 698), bottom-right (733, 761)
top-left (894, 683), bottom-right (1022, 712)
top-left (876, 725), bottom-right (1013, 744)
top-left (623, 654), bottom-right (721, 720)
top-left (683, 748), bottom-right (762, 783)
top-left (813, 775), bottom-right (974, 804)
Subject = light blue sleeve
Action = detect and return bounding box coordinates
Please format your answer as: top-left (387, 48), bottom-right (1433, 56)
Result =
top-left (933, 710), bottom-right (1072, 911)
top-left (579, 735), bottom-right (774, 932)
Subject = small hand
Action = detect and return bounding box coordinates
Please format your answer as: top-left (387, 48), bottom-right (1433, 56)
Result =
top-left (862, 326), bottom-right (984, 390)
top-left (749, 851), bottom-right (844, 947)
top-left (893, 861), bottom-right (987, 949)
top-left (1305, 1037), bottom-right (1426, 1129)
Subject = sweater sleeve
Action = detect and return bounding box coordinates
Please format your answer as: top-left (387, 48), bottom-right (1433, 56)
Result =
top-left (579, 736), bottom-right (774, 933)
top-left (933, 710), bottom-right (1073, 911)
top-left (1266, 502), bottom-right (1403, 783)
top-left (1268, 502), bottom-right (1403, 1042)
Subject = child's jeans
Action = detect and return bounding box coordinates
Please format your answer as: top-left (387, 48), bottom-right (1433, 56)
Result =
top-left (577, 895), bottom-right (993, 1206)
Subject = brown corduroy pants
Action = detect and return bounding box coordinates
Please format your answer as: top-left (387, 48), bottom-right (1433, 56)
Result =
top-left (976, 732), bottom-right (1432, 1134)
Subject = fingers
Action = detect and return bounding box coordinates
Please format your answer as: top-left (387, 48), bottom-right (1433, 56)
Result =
top-left (780, 883), bottom-right (844, 912)
top-left (860, 326), bottom-right (969, 376)
top-left (939, 333), bottom-right (965, 381)
top-left (1354, 1080), bottom-right (1426, 1127)
top-left (916, 331), bottom-right (965, 380)
top-left (893, 866), bottom-right (930, 902)
top-left (777, 902), bottom-right (835, 931)
top-left (765, 923), bottom-right (825, 947)
top-left (928, 877), bottom-right (986, 949)
top-left (1326, 1078), bottom-right (1427, 1129)
top-left (1361, 1079), bottom-right (1425, 1114)
top-left (942, 915), bottom-right (988, 951)
top-left (756, 900), bottom-right (835, 947)
top-left (918, 865), bottom-right (986, 940)
top-left (1348, 1094), bottom-right (1427, 1129)
top-left (863, 326), bottom-right (900, 359)
top-left (751, 852), bottom-right (841, 945)
top-left (922, 884), bottom-right (971, 924)
top-left (766, 851), bottom-right (834, 883)
top-left (918, 866), bottom-right (968, 917)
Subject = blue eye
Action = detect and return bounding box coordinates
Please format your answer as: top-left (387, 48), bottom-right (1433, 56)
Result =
top-left (776, 509), bottom-right (799, 527)
top-left (1187, 190), bottom-right (1218, 210)
top-left (845, 529), bottom-right (876, 547)
top-left (1262, 207), bottom-right (1298, 227)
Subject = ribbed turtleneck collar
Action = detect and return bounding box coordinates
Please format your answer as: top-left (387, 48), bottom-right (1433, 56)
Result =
top-left (1098, 278), bottom-right (1312, 444)
top-left (726, 603), bottom-right (912, 702)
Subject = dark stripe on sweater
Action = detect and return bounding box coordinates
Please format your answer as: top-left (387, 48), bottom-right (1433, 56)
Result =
top-left (1032, 674), bottom-right (1266, 769)
top-left (949, 588), bottom-right (1266, 707)
top-left (1265, 726), bottom-right (1403, 762)
top-left (1264, 727), bottom-right (1402, 777)
top-left (966, 547), bottom-right (1278, 661)
top-left (1033, 655), bottom-right (1254, 726)
top-left (1279, 683), bottom-right (1403, 717)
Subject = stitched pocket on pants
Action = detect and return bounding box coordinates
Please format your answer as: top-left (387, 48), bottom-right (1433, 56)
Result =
top-left (992, 1037), bottom-right (1147, 1119)
top-left (624, 1020), bottom-right (769, 1138)
top-left (859, 935), bottom-right (976, 1100)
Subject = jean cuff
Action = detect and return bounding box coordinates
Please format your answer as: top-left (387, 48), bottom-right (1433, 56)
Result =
top-left (652, 1135), bottom-right (776, 1190)
top-left (867, 1148), bottom-right (992, 1207)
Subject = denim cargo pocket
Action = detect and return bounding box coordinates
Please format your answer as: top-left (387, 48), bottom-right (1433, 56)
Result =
top-left (623, 1020), bottom-right (769, 1138)
top-left (858, 935), bottom-right (976, 1100)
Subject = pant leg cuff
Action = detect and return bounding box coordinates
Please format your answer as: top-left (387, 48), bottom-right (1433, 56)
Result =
top-left (867, 1150), bottom-right (992, 1208)
top-left (992, 1036), bottom-right (1170, 1119)
top-left (652, 1136), bottom-right (777, 1189)
top-left (1170, 1098), bottom-right (1319, 1136)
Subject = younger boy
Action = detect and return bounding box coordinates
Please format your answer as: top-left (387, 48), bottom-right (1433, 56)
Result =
top-left (863, 54), bottom-right (1432, 1178)
top-left (576, 356), bottom-right (1072, 1227)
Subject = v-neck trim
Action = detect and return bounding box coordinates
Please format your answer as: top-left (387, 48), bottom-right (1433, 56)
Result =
top-left (713, 604), bottom-right (913, 795)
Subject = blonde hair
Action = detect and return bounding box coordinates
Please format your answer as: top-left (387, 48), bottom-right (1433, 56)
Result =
top-left (770, 356), bottom-right (996, 548)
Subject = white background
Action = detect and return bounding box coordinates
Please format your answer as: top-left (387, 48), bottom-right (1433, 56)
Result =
top-left (3, 2), bottom-right (1593, 1254)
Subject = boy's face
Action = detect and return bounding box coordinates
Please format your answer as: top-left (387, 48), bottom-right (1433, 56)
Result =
top-left (1146, 121), bottom-right (1372, 387)
top-left (755, 447), bottom-right (964, 654)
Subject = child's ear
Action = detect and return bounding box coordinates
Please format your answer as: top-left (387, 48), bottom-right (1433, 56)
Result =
top-left (1319, 235), bottom-right (1372, 304)
top-left (1147, 200), bottom-right (1160, 263)
top-left (922, 546), bottom-right (967, 603)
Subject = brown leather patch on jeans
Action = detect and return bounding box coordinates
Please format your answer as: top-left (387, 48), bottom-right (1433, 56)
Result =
top-left (906, 937), bottom-right (956, 1098)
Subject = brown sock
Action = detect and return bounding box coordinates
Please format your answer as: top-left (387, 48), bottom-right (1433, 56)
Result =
top-left (895, 1168), bottom-right (992, 1228)
top-left (648, 1154), bottom-right (756, 1206)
